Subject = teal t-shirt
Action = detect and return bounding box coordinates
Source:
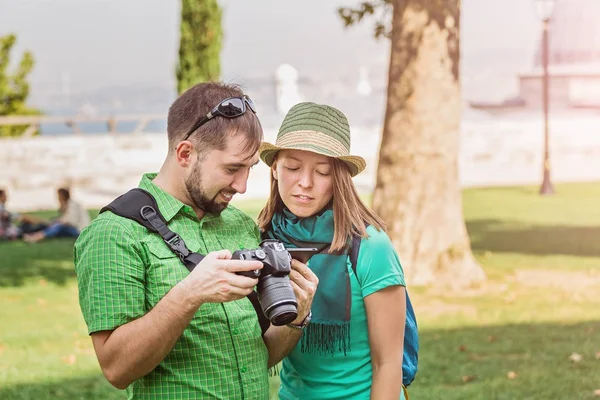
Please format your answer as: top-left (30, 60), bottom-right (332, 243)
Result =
top-left (278, 225), bottom-right (406, 400)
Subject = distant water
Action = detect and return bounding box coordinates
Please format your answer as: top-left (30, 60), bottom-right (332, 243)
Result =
top-left (38, 120), bottom-right (168, 136)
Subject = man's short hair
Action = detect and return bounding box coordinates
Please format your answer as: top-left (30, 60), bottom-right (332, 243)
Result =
top-left (57, 187), bottom-right (70, 201)
top-left (167, 82), bottom-right (263, 157)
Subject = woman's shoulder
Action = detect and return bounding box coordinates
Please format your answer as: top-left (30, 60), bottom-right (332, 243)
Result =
top-left (361, 224), bottom-right (393, 250)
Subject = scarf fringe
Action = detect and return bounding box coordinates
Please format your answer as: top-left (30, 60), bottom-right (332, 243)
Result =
top-left (301, 322), bottom-right (351, 356)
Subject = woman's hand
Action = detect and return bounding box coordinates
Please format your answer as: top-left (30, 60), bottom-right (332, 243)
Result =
top-left (288, 259), bottom-right (319, 325)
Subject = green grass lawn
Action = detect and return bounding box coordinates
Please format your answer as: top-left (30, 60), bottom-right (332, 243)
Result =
top-left (2, 182), bottom-right (600, 399)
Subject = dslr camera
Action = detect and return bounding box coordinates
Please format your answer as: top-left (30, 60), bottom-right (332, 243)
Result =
top-left (233, 239), bottom-right (299, 326)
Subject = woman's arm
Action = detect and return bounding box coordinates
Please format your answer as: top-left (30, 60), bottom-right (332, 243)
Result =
top-left (365, 285), bottom-right (406, 400)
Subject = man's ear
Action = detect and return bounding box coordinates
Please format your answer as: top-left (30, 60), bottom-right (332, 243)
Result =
top-left (175, 141), bottom-right (195, 167)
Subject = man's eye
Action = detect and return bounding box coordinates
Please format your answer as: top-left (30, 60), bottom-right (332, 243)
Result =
top-left (226, 168), bottom-right (239, 174)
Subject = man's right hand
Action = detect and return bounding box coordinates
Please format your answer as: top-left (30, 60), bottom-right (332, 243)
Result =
top-left (177, 249), bottom-right (262, 306)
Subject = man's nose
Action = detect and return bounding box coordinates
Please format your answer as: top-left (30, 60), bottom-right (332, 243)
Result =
top-left (231, 170), bottom-right (248, 194)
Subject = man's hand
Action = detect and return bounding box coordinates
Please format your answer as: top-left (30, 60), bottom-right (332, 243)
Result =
top-left (177, 249), bottom-right (263, 306)
top-left (288, 259), bottom-right (318, 325)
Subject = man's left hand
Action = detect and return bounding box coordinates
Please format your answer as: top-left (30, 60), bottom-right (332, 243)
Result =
top-left (288, 259), bottom-right (318, 326)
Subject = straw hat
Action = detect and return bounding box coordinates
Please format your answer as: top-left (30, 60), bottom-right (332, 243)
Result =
top-left (259, 102), bottom-right (366, 177)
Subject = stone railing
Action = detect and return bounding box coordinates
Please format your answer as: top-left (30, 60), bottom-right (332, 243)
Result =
top-left (2, 111), bottom-right (600, 212)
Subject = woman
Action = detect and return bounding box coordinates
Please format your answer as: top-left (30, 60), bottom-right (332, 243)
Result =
top-left (258, 102), bottom-right (409, 400)
top-left (23, 188), bottom-right (91, 243)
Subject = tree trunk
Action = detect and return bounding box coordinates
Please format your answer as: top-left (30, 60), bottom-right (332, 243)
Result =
top-left (372, 0), bottom-right (485, 287)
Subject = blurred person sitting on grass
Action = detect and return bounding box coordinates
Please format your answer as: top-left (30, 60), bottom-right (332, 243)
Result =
top-left (23, 187), bottom-right (90, 243)
top-left (0, 188), bottom-right (21, 240)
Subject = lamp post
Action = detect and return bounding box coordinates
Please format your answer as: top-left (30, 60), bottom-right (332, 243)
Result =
top-left (534, 0), bottom-right (557, 195)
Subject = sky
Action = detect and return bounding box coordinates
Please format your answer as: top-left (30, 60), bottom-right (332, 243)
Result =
top-left (0, 0), bottom-right (542, 106)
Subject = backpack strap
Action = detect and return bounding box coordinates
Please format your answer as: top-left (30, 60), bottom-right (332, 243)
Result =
top-left (100, 188), bottom-right (204, 271)
top-left (349, 233), bottom-right (362, 281)
top-left (100, 188), bottom-right (270, 335)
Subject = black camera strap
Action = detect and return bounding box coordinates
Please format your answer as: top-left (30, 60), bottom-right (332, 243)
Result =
top-left (100, 188), bottom-right (270, 335)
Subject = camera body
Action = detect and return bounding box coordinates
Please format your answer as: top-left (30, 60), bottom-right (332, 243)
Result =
top-left (233, 239), bottom-right (292, 279)
top-left (232, 239), bottom-right (297, 326)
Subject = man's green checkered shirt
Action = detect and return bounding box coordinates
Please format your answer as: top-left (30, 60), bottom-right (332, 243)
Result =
top-left (74, 173), bottom-right (269, 399)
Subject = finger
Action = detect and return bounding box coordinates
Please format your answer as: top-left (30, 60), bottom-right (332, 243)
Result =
top-left (227, 273), bottom-right (260, 289)
top-left (289, 279), bottom-right (302, 298)
top-left (222, 260), bottom-right (263, 272)
top-left (291, 259), bottom-right (318, 282)
top-left (221, 286), bottom-right (253, 300)
top-left (226, 284), bottom-right (256, 297)
top-left (205, 249), bottom-right (232, 260)
top-left (292, 260), bottom-right (316, 279)
top-left (289, 270), bottom-right (314, 293)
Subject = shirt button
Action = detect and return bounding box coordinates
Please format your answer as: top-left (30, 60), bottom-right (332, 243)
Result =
top-left (241, 366), bottom-right (247, 373)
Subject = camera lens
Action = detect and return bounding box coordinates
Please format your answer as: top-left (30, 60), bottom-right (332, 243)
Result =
top-left (269, 305), bottom-right (299, 326)
top-left (257, 275), bottom-right (298, 326)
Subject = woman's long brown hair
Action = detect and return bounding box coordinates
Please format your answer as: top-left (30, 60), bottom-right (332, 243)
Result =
top-left (257, 157), bottom-right (386, 252)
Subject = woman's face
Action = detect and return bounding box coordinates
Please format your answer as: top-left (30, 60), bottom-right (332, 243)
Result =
top-left (273, 149), bottom-right (334, 218)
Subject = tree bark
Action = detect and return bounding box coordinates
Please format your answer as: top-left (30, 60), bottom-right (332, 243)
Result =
top-left (372, 0), bottom-right (485, 287)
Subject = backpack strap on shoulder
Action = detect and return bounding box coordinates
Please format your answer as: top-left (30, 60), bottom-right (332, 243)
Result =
top-left (349, 233), bottom-right (362, 279)
top-left (100, 188), bottom-right (204, 271)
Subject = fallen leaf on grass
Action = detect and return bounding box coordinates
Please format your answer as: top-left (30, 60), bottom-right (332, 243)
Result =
top-left (39, 279), bottom-right (47, 287)
top-left (507, 371), bottom-right (517, 380)
top-left (593, 389), bottom-right (600, 397)
top-left (569, 353), bottom-right (583, 363)
top-left (0, 344), bottom-right (5, 355)
top-left (36, 298), bottom-right (46, 307)
top-left (461, 375), bottom-right (476, 383)
top-left (487, 335), bottom-right (496, 343)
top-left (458, 345), bottom-right (468, 352)
top-left (595, 351), bottom-right (600, 360)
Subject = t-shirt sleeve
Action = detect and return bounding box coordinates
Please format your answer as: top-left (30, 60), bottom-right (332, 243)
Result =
top-left (74, 215), bottom-right (146, 335)
top-left (355, 226), bottom-right (406, 298)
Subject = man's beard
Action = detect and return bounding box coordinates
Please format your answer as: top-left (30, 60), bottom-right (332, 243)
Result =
top-left (184, 162), bottom-right (233, 215)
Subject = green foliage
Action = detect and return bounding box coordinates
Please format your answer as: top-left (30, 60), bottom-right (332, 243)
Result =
top-left (176, 0), bottom-right (223, 94)
top-left (338, 0), bottom-right (393, 39)
top-left (0, 34), bottom-right (40, 137)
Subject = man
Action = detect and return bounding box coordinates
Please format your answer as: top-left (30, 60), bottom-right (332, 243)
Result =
top-left (74, 82), bottom-right (318, 399)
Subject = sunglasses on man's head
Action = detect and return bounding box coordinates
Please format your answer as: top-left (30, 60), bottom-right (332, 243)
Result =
top-left (182, 95), bottom-right (257, 142)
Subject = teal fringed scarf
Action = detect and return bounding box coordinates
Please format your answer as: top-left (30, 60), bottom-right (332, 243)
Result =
top-left (265, 207), bottom-right (352, 356)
